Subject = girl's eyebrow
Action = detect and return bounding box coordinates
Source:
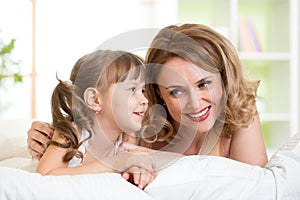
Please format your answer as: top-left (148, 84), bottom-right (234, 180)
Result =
top-left (124, 79), bottom-right (141, 84)
top-left (123, 80), bottom-right (145, 87)
top-left (166, 85), bottom-right (184, 90)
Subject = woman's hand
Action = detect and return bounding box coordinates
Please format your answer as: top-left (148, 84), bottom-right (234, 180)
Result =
top-left (27, 121), bottom-right (54, 159)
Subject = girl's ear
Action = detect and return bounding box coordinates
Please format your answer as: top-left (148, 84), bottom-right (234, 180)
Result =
top-left (84, 87), bottom-right (102, 113)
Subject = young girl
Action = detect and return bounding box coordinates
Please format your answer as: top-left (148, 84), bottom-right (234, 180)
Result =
top-left (36, 49), bottom-right (154, 189)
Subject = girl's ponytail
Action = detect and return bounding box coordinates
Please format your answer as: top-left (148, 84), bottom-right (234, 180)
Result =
top-left (49, 78), bottom-right (83, 162)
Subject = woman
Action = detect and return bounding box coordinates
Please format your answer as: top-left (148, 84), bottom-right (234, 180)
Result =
top-left (140, 23), bottom-right (268, 167)
top-left (27, 24), bottom-right (267, 168)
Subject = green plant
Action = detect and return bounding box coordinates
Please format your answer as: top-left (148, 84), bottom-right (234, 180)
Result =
top-left (0, 38), bottom-right (23, 84)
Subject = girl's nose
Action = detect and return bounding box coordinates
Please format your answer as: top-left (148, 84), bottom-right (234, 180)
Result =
top-left (140, 93), bottom-right (149, 105)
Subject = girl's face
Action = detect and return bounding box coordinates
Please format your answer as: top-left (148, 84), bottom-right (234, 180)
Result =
top-left (157, 57), bottom-right (224, 135)
top-left (100, 76), bottom-right (148, 134)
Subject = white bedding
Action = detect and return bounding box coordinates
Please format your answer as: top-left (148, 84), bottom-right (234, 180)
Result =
top-left (1, 119), bottom-right (300, 199)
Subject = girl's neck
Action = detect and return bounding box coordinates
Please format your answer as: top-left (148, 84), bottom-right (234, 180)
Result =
top-left (94, 116), bottom-right (123, 144)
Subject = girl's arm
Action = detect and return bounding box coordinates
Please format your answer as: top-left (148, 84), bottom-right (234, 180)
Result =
top-left (120, 142), bottom-right (183, 171)
top-left (37, 150), bottom-right (155, 176)
top-left (36, 145), bottom-right (115, 175)
top-left (36, 131), bottom-right (155, 176)
top-left (35, 129), bottom-right (113, 175)
top-left (229, 113), bottom-right (268, 167)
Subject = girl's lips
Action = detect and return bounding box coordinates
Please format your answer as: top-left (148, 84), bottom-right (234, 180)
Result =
top-left (133, 111), bottom-right (145, 119)
top-left (185, 106), bottom-right (211, 122)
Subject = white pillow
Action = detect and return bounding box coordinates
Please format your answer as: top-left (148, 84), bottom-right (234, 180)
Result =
top-left (145, 156), bottom-right (275, 199)
top-left (144, 132), bottom-right (300, 200)
top-left (0, 157), bottom-right (38, 172)
top-left (0, 119), bottom-right (31, 161)
top-left (0, 167), bottom-right (154, 200)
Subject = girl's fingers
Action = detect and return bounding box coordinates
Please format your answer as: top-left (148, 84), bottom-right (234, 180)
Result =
top-left (121, 172), bottom-right (130, 180)
top-left (130, 166), bottom-right (141, 186)
top-left (119, 142), bottom-right (138, 152)
top-left (139, 169), bottom-right (156, 189)
top-left (138, 168), bottom-right (147, 189)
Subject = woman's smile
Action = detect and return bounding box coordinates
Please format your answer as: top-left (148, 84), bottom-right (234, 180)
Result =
top-left (185, 106), bottom-right (211, 122)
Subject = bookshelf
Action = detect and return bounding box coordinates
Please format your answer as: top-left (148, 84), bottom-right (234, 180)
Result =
top-left (177, 0), bottom-right (299, 149)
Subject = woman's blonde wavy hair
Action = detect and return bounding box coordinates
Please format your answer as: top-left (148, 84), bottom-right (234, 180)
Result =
top-left (142, 23), bottom-right (259, 147)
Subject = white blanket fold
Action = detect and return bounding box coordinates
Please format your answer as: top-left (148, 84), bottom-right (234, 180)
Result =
top-left (1, 120), bottom-right (300, 200)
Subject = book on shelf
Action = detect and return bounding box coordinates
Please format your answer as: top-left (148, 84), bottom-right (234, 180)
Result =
top-left (238, 16), bottom-right (263, 52)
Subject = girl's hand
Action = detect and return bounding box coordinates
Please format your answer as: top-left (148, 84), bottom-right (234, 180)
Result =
top-left (119, 142), bottom-right (157, 189)
top-left (102, 150), bottom-right (155, 173)
top-left (120, 142), bottom-right (156, 153)
top-left (122, 166), bottom-right (156, 190)
top-left (27, 121), bottom-right (54, 159)
top-left (101, 148), bottom-right (156, 189)
top-left (120, 141), bottom-right (183, 175)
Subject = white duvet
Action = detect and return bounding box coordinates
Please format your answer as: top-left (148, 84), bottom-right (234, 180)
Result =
top-left (1, 119), bottom-right (300, 199)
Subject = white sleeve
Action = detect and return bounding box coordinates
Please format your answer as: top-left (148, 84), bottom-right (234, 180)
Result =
top-left (266, 132), bottom-right (300, 199)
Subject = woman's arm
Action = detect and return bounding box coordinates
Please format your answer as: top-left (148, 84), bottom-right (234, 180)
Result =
top-left (229, 113), bottom-right (268, 167)
top-left (27, 121), bottom-right (53, 159)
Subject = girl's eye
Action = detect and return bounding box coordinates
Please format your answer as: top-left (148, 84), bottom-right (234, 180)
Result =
top-left (142, 88), bottom-right (145, 93)
top-left (170, 89), bottom-right (183, 96)
top-left (130, 87), bottom-right (136, 92)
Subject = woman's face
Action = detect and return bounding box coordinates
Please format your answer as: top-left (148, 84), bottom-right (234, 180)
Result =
top-left (157, 57), bottom-right (224, 135)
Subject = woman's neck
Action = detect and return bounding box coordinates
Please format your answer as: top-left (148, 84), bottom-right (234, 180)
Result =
top-left (183, 127), bottom-right (207, 155)
top-left (172, 120), bottom-right (218, 155)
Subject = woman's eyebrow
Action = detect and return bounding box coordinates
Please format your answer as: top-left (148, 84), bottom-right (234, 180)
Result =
top-left (195, 76), bottom-right (213, 83)
top-left (164, 75), bottom-right (214, 89)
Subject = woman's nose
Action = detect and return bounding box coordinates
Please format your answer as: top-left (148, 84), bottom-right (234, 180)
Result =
top-left (187, 90), bottom-right (200, 109)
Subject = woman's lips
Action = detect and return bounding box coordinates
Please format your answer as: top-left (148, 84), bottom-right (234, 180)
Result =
top-left (186, 106), bottom-right (211, 122)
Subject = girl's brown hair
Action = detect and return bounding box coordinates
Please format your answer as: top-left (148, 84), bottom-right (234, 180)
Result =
top-left (49, 49), bottom-right (144, 162)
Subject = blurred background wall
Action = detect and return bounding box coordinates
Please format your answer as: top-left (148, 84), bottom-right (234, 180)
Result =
top-left (0, 0), bottom-right (299, 150)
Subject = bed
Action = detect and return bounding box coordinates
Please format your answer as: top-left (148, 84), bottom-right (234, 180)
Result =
top-left (1, 119), bottom-right (300, 199)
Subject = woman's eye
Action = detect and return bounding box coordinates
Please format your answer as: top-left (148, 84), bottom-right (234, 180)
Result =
top-left (130, 87), bottom-right (136, 92)
top-left (198, 81), bottom-right (210, 88)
